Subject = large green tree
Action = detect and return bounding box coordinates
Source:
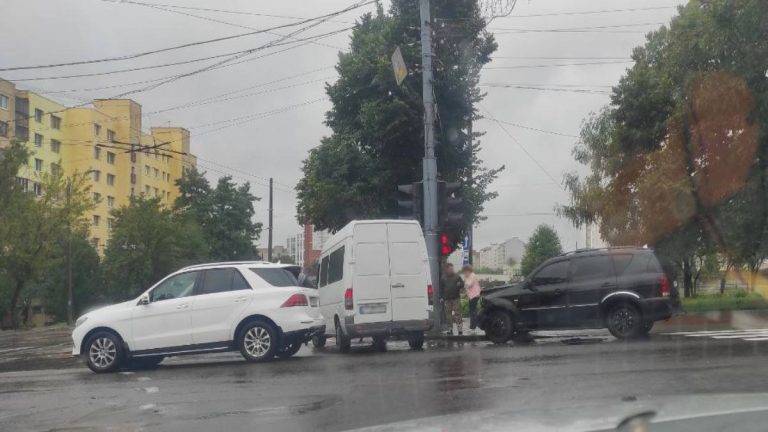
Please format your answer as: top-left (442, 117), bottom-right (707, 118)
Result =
top-left (175, 168), bottom-right (262, 260)
top-left (103, 196), bottom-right (208, 300)
top-left (297, 0), bottom-right (502, 235)
top-left (520, 225), bottom-right (563, 277)
top-left (560, 0), bottom-right (768, 293)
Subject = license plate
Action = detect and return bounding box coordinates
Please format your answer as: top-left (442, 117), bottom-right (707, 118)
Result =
top-left (359, 303), bottom-right (387, 315)
top-left (309, 297), bottom-right (319, 307)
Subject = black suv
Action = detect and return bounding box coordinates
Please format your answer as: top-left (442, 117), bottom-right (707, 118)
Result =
top-left (478, 247), bottom-right (677, 342)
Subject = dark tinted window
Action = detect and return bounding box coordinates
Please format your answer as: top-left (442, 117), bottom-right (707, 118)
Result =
top-left (319, 256), bottom-right (330, 287)
top-left (151, 271), bottom-right (198, 302)
top-left (199, 268), bottom-right (249, 294)
top-left (328, 247), bottom-right (345, 284)
top-left (571, 255), bottom-right (613, 281)
top-left (613, 253), bottom-right (656, 276)
top-left (532, 260), bottom-right (568, 285)
top-left (250, 268), bottom-right (298, 287)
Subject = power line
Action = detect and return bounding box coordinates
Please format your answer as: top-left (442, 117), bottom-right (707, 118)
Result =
top-left (502, 6), bottom-right (676, 18)
top-left (1, 0), bottom-right (373, 72)
top-left (480, 116), bottom-right (579, 138)
top-left (485, 60), bottom-right (633, 70)
top-left (121, 1), bottom-right (355, 24)
top-left (491, 21), bottom-right (665, 33)
top-left (480, 83), bottom-right (610, 95)
top-left (491, 56), bottom-right (629, 61)
top-left (480, 104), bottom-right (563, 189)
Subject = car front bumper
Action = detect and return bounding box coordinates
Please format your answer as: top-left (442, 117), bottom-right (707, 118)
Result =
top-left (343, 318), bottom-right (433, 337)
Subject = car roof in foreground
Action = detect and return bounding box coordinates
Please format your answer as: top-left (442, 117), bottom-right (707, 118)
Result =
top-left (178, 261), bottom-right (299, 271)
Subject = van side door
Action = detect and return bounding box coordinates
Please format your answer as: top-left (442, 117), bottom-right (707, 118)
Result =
top-left (387, 223), bottom-right (429, 322)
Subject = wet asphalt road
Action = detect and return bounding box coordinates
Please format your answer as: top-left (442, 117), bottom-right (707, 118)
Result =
top-left (3, 327), bottom-right (768, 432)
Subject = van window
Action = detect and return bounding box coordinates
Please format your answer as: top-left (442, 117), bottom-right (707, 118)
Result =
top-left (327, 247), bottom-right (345, 284)
top-left (250, 268), bottom-right (298, 287)
top-left (319, 256), bottom-right (330, 287)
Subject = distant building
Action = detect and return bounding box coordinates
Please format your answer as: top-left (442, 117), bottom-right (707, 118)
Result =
top-left (286, 224), bottom-right (329, 270)
top-left (473, 237), bottom-right (526, 275)
top-left (256, 245), bottom-right (288, 261)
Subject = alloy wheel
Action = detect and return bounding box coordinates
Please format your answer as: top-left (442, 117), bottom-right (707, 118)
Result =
top-left (89, 337), bottom-right (117, 369)
top-left (244, 326), bottom-right (272, 358)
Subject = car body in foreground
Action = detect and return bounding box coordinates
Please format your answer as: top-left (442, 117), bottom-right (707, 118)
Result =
top-left (478, 247), bottom-right (677, 343)
top-left (72, 261), bottom-right (325, 373)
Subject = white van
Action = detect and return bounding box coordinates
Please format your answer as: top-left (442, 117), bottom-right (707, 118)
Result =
top-left (316, 219), bottom-right (433, 352)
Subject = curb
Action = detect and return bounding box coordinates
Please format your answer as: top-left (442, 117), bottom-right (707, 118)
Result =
top-left (425, 334), bottom-right (486, 342)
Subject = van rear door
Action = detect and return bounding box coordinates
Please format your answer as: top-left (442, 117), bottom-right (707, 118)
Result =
top-left (353, 223), bottom-right (393, 323)
top-left (387, 223), bottom-right (429, 321)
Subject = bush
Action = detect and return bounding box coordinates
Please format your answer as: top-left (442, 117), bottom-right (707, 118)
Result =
top-left (683, 291), bottom-right (768, 312)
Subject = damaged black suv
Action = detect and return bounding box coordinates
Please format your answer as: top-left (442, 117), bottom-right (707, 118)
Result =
top-left (478, 247), bottom-right (677, 343)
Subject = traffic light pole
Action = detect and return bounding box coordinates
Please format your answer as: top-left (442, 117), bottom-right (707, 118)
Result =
top-left (419, 0), bottom-right (441, 333)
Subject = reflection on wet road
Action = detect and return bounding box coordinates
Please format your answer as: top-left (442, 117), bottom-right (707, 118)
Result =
top-left (3, 326), bottom-right (768, 431)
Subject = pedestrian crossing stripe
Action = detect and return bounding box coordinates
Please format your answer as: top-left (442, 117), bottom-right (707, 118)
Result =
top-left (664, 329), bottom-right (768, 342)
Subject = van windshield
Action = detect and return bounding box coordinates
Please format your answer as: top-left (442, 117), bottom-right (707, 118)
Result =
top-left (250, 268), bottom-right (298, 287)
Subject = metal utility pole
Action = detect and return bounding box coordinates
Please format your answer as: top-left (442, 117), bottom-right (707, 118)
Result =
top-left (419, 0), bottom-right (441, 332)
top-left (267, 178), bottom-right (274, 262)
top-left (65, 180), bottom-right (74, 325)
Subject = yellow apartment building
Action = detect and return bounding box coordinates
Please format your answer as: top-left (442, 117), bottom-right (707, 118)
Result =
top-left (0, 78), bottom-right (197, 253)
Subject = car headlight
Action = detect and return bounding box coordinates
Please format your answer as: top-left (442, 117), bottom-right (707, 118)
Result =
top-left (75, 316), bottom-right (88, 328)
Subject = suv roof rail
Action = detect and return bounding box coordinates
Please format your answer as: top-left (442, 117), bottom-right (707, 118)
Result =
top-left (559, 246), bottom-right (648, 257)
top-left (180, 261), bottom-right (272, 270)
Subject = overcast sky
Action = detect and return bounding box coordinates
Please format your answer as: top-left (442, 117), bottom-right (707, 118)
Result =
top-left (1, 0), bottom-right (686, 250)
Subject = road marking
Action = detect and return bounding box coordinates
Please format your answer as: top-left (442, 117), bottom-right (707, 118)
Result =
top-left (143, 386), bottom-right (159, 394)
top-left (664, 329), bottom-right (768, 342)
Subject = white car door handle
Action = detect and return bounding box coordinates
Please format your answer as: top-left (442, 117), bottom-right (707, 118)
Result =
top-left (176, 304), bottom-right (189, 310)
top-left (391, 283), bottom-right (405, 288)
top-left (234, 297), bottom-right (248, 303)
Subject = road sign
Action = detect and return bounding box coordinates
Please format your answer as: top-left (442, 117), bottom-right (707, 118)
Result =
top-left (462, 235), bottom-right (470, 265)
top-left (391, 46), bottom-right (408, 86)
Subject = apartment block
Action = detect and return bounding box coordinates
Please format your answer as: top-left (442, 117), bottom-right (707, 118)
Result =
top-left (0, 78), bottom-right (197, 253)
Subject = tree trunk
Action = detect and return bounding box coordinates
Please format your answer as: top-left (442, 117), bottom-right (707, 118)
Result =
top-left (9, 278), bottom-right (23, 329)
top-left (683, 259), bottom-right (693, 298)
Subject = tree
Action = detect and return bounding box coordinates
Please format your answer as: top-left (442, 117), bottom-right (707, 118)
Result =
top-left (103, 196), bottom-right (208, 300)
top-left (175, 168), bottom-right (262, 260)
top-left (0, 141), bottom-right (94, 327)
top-left (520, 225), bottom-right (563, 277)
top-left (297, 0), bottom-right (503, 236)
top-left (559, 0), bottom-right (768, 294)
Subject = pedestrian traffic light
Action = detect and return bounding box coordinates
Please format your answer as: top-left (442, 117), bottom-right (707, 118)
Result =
top-left (438, 181), bottom-right (463, 229)
top-left (440, 232), bottom-right (454, 256)
top-left (397, 182), bottom-right (422, 223)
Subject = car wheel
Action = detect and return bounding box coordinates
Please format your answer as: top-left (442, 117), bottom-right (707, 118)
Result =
top-left (312, 335), bottom-right (327, 348)
top-left (484, 309), bottom-right (513, 344)
top-left (127, 356), bottom-right (164, 370)
top-left (276, 342), bottom-right (302, 359)
top-left (335, 321), bottom-right (351, 353)
top-left (407, 332), bottom-right (424, 350)
top-left (372, 336), bottom-right (387, 352)
top-left (85, 331), bottom-right (124, 373)
top-left (238, 320), bottom-right (278, 362)
top-left (607, 303), bottom-right (643, 339)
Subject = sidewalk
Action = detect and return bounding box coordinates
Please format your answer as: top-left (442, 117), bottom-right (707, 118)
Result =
top-left (426, 318), bottom-right (485, 342)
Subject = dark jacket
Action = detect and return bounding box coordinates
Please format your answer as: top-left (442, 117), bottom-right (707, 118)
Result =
top-left (441, 273), bottom-right (464, 301)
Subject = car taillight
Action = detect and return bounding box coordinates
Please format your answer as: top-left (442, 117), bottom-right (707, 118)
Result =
top-left (427, 284), bottom-right (434, 306)
top-left (344, 288), bottom-right (353, 310)
top-left (281, 293), bottom-right (308, 308)
top-left (659, 275), bottom-right (671, 297)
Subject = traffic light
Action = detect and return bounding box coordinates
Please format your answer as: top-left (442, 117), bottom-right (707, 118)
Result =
top-left (397, 182), bottom-right (422, 222)
top-left (440, 232), bottom-right (455, 256)
top-left (438, 181), bottom-right (463, 229)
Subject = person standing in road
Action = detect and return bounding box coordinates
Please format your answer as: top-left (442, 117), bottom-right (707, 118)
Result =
top-left (441, 263), bottom-right (464, 336)
top-left (462, 264), bottom-right (481, 329)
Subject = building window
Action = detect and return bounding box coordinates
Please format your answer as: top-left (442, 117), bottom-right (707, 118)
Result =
top-left (106, 152), bottom-right (115, 164)
top-left (93, 192), bottom-right (101, 203)
top-left (34, 108), bottom-right (43, 123)
top-left (106, 173), bottom-right (115, 186)
top-left (0, 121), bottom-right (7, 138)
top-left (144, 165), bottom-right (150, 175)
top-left (33, 182), bottom-right (42, 196)
top-left (107, 196), bottom-right (115, 208)
top-left (154, 168), bottom-right (159, 178)
top-left (50, 139), bottom-right (61, 153)
top-left (50, 163), bottom-right (61, 176)
top-left (51, 115), bottom-right (61, 130)
top-left (0, 94), bottom-right (8, 110)
top-left (94, 146), bottom-right (101, 160)
top-left (93, 215), bottom-right (100, 226)
top-left (144, 185), bottom-right (150, 195)
top-left (94, 123), bottom-right (101, 136)
top-left (34, 133), bottom-right (43, 147)
top-left (34, 158), bottom-right (43, 172)
top-left (92, 170), bottom-right (101, 182)
top-left (107, 129), bottom-right (115, 142)
top-left (107, 218), bottom-right (115, 229)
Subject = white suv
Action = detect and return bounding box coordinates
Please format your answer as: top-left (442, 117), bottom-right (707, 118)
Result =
top-left (72, 262), bottom-right (325, 373)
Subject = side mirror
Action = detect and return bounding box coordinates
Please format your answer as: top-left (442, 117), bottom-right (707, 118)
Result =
top-left (137, 295), bottom-right (150, 306)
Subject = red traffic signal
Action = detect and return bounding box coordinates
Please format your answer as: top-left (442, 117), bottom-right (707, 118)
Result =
top-left (440, 233), bottom-right (454, 256)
